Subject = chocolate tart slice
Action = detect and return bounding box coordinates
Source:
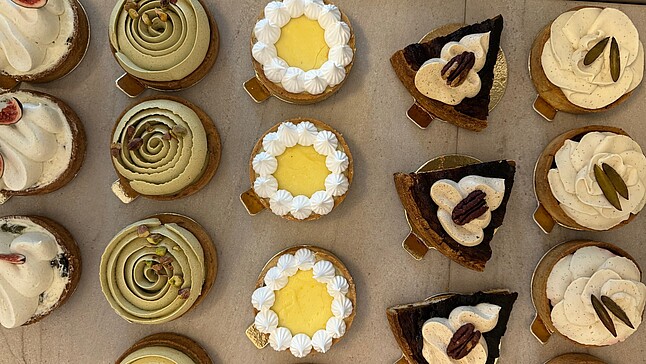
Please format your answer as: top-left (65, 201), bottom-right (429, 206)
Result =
top-left (391, 15), bottom-right (504, 131)
top-left (387, 290), bottom-right (518, 364)
top-left (394, 160), bottom-right (516, 271)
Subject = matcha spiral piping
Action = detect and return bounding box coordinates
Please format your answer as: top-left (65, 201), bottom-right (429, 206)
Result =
top-left (100, 218), bottom-right (205, 324)
top-left (112, 99), bottom-right (208, 196)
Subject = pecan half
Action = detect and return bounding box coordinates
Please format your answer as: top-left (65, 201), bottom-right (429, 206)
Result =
top-left (447, 323), bottom-right (482, 360)
top-left (441, 51), bottom-right (476, 87)
top-left (452, 190), bottom-right (488, 225)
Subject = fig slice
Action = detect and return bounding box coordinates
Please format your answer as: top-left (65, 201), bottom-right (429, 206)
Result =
top-left (0, 97), bottom-right (23, 125)
top-left (10, 0), bottom-right (48, 8)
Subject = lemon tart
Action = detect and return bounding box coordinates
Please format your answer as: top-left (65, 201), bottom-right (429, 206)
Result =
top-left (117, 332), bottom-right (213, 364)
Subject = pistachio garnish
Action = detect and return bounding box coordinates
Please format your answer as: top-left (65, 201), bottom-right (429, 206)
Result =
top-left (591, 294), bottom-right (617, 337)
top-left (172, 246), bottom-right (182, 252)
top-left (169, 275), bottom-right (183, 287)
top-left (610, 37), bottom-right (620, 82)
top-left (110, 142), bottom-right (122, 157)
top-left (594, 164), bottom-right (622, 211)
top-left (601, 295), bottom-right (634, 329)
top-left (178, 288), bottom-right (191, 299)
top-left (158, 255), bottom-right (174, 270)
top-left (123, 0), bottom-right (138, 13)
top-left (163, 132), bottom-right (173, 141)
top-left (147, 233), bottom-right (164, 245)
top-left (602, 163), bottom-right (629, 200)
top-left (584, 37), bottom-right (610, 66)
top-left (125, 125), bottom-right (136, 140)
top-left (128, 8), bottom-right (139, 20)
top-left (155, 246), bottom-right (167, 257)
top-left (151, 263), bottom-right (166, 276)
top-left (154, 8), bottom-right (168, 22)
top-left (127, 137), bottom-right (144, 151)
top-left (137, 225), bottom-right (150, 238)
top-left (145, 260), bottom-right (154, 268)
top-left (171, 125), bottom-right (187, 138)
top-left (141, 12), bottom-right (152, 26)
top-left (159, 0), bottom-right (177, 10)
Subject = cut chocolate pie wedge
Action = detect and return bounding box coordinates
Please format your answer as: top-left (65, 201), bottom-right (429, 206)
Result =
top-left (391, 16), bottom-right (504, 131)
top-left (394, 159), bottom-right (516, 271)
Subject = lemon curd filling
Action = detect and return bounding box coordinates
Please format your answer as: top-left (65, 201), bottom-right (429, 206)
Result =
top-left (272, 270), bottom-right (334, 337)
top-left (275, 16), bottom-right (329, 71)
top-left (274, 145), bottom-right (329, 197)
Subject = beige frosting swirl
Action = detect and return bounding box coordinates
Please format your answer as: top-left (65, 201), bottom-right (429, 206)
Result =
top-left (120, 346), bottom-right (196, 364)
top-left (111, 99), bottom-right (208, 196)
top-left (100, 218), bottom-right (205, 324)
top-left (109, 0), bottom-right (211, 82)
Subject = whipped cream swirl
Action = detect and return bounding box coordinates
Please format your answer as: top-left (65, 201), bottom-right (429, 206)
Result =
top-left (252, 248), bottom-right (352, 357)
top-left (0, 0), bottom-right (75, 76)
top-left (0, 92), bottom-right (73, 192)
top-left (252, 121), bottom-right (350, 219)
top-left (422, 303), bottom-right (500, 364)
top-left (110, 0), bottom-right (211, 82)
top-left (547, 246), bottom-right (646, 346)
top-left (415, 32), bottom-right (491, 105)
top-left (100, 218), bottom-right (205, 324)
top-left (430, 176), bottom-right (505, 246)
top-left (111, 99), bottom-right (208, 196)
top-left (252, 0), bottom-right (354, 94)
top-left (548, 132), bottom-right (646, 230)
top-left (541, 8), bottom-right (644, 109)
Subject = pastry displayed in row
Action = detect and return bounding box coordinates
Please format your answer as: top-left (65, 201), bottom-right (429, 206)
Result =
top-left (241, 118), bottom-right (352, 221)
top-left (117, 332), bottom-right (213, 364)
top-left (245, 0), bottom-right (355, 104)
top-left (0, 215), bottom-right (80, 329)
top-left (0, 90), bottom-right (85, 204)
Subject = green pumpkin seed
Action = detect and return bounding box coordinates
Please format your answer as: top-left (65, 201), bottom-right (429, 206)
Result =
top-left (601, 295), bottom-right (634, 329)
top-left (594, 164), bottom-right (622, 211)
top-left (584, 37), bottom-right (610, 66)
top-left (610, 37), bottom-right (621, 82)
top-left (592, 294), bottom-right (617, 337)
top-left (602, 163), bottom-right (629, 200)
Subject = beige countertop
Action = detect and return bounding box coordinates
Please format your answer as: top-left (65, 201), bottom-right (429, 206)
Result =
top-left (2, 0), bottom-right (646, 363)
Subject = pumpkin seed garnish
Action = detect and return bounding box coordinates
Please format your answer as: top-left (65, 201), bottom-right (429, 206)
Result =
top-left (584, 37), bottom-right (610, 66)
top-left (602, 163), bottom-right (629, 200)
top-left (594, 164), bottom-right (622, 211)
top-left (610, 37), bottom-right (620, 82)
top-left (592, 294), bottom-right (617, 337)
top-left (601, 295), bottom-right (634, 329)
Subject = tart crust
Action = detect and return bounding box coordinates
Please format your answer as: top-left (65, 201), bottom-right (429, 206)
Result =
top-left (545, 353), bottom-right (606, 364)
top-left (115, 332), bottom-right (213, 364)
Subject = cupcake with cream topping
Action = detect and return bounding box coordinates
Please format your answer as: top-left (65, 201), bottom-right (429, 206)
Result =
top-left (117, 332), bottom-right (213, 364)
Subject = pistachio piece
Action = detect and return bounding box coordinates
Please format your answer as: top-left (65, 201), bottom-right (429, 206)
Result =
top-left (178, 288), bottom-right (191, 299)
top-left (125, 125), bottom-right (136, 140)
top-left (168, 275), bottom-right (183, 287)
top-left (127, 137), bottom-right (144, 151)
top-left (162, 132), bottom-right (173, 141)
top-left (151, 263), bottom-right (165, 275)
top-left (110, 142), bottom-right (122, 158)
top-left (584, 37), bottom-right (610, 66)
top-left (610, 37), bottom-right (620, 82)
top-left (137, 225), bottom-right (150, 238)
top-left (154, 8), bottom-right (168, 22)
top-left (128, 8), bottom-right (139, 20)
top-left (141, 12), bottom-right (152, 26)
top-left (147, 233), bottom-right (163, 245)
top-left (171, 126), bottom-right (187, 138)
top-left (601, 295), bottom-right (634, 329)
top-left (155, 247), bottom-right (167, 257)
top-left (172, 246), bottom-right (182, 252)
top-left (123, 0), bottom-right (138, 12)
top-left (592, 294), bottom-right (617, 337)
top-left (158, 255), bottom-right (174, 269)
top-left (594, 164), bottom-right (622, 211)
top-left (145, 260), bottom-right (154, 269)
top-left (602, 163), bottom-right (629, 200)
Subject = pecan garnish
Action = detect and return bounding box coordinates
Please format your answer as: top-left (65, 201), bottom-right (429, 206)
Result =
top-left (441, 51), bottom-right (476, 87)
top-left (452, 190), bottom-right (488, 225)
top-left (447, 323), bottom-right (481, 360)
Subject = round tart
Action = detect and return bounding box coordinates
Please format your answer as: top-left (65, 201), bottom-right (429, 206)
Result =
top-left (117, 332), bottom-right (213, 364)
top-left (0, 90), bottom-right (86, 205)
top-left (0, 215), bottom-right (81, 329)
top-left (532, 240), bottom-right (645, 346)
top-left (530, 7), bottom-right (644, 120)
top-left (533, 125), bottom-right (645, 233)
top-left (245, 0), bottom-right (356, 104)
top-left (0, 0), bottom-right (90, 90)
top-left (99, 214), bottom-right (217, 325)
top-left (109, 0), bottom-right (219, 97)
top-left (110, 96), bottom-right (221, 203)
top-left (243, 118), bottom-right (353, 221)
top-left (250, 245), bottom-right (356, 358)
top-left (545, 353), bottom-right (606, 364)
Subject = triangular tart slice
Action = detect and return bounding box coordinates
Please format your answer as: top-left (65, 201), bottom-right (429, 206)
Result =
top-left (391, 15), bottom-right (504, 131)
top-left (387, 290), bottom-right (518, 364)
top-left (394, 160), bottom-right (516, 271)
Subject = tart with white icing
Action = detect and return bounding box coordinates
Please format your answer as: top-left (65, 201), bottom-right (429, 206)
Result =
top-left (249, 245), bottom-right (356, 358)
top-left (117, 332), bottom-right (213, 364)
top-left (0, 215), bottom-right (81, 329)
top-left (0, 90), bottom-right (86, 204)
top-left (244, 118), bottom-right (353, 221)
top-left (395, 159), bottom-right (516, 271)
top-left (532, 240), bottom-right (645, 346)
top-left (246, 0), bottom-right (356, 104)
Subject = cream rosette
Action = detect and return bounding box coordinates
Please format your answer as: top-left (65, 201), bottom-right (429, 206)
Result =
top-left (541, 8), bottom-right (645, 109)
top-left (548, 132), bottom-right (646, 230)
top-left (251, 248), bottom-right (352, 358)
top-left (111, 99), bottom-right (208, 196)
top-left (110, 0), bottom-right (211, 82)
top-left (100, 218), bottom-right (205, 324)
top-left (252, 121), bottom-right (349, 220)
top-left (252, 0), bottom-right (353, 95)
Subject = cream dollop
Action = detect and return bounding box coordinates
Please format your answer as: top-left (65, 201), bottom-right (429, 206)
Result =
top-left (326, 150), bottom-right (349, 174)
top-left (312, 260), bottom-right (335, 283)
top-left (415, 32), bottom-right (491, 105)
top-left (269, 327), bottom-right (292, 351)
top-left (312, 329), bottom-right (333, 353)
top-left (255, 309), bottom-right (279, 333)
top-left (321, 60), bottom-right (346, 86)
top-left (282, 67), bottom-right (306, 93)
top-left (310, 190), bottom-right (335, 215)
top-left (547, 246), bottom-right (646, 346)
top-left (251, 286), bottom-right (275, 311)
top-left (303, 70), bottom-right (328, 94)
top-left (254, 175), bottom-right (278, 198)
top-left (290, 334), bottom-right (312, 358)
top-left (331, 295), bottom-right (353, 319)
top-left (252, 152), bottom-right (278, 176)
top-left (326, 316), bottom-right (346, 338)
top-left (252, 42), bottom-right (277, 65)
top-left (265, 1), bottom-right (290, 28)
top-left (541, 8), bottom-right (644, 109)
top-left (327, 276), bottom-right (349, 298)
top-left (430, 176), bottom-right (506, 247)
top-left (263, 57), bottom-right (288, 83)
top-left (277, 122), bottom-right (299, 147)
top-left (264, 266), bottom-right (288, 290)
top-left (294, 248), bottom-right (316, 270)
top-left (329, 45), bottom-right (353, 67)
top-left (314, 130), bottom-right (339, 156)
top-left (276, 254), bottom-right (298, 276)
top-left (296, 121), bottom-right (318, 146)
top-left (269, 189), bottom-right (293, 216)
top-left (262, 132), bottom-right (286, 156)
top-left (325, 173), bottom-right (349, 197)
top-left (548, 132), bottom-right (646, 230)
top-left (254, 19), bottom-right (281, 44)
top-left (290, 195), bottom-right (313, 220)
